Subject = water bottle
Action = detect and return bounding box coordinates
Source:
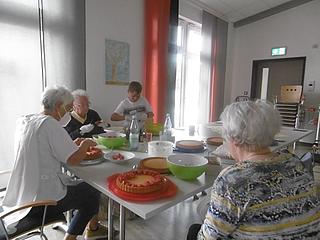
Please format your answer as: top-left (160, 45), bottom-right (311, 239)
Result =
top-left (162, 113), bottom-right (172, 141)
top-left (129, 114), bottom-right (139, 150)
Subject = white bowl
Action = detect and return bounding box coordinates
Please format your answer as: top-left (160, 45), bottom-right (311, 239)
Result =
top-left (105, 126), bottom-right (124, 132)
top-left (104, 151), bottom-right (135, 164)
top-left (148, 141), bottom-right (173, 157)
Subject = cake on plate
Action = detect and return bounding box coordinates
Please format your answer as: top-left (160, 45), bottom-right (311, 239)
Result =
top-left (116, 169), bottom-right (166, 194)
top-left (176, 140), bottom-right (204, 150)
top-left (84, 147), bottom-right (103, 160)
top-left (206, 136), bottom-right (223, 146)
top-left (139, 157), bottom-right (168, 173)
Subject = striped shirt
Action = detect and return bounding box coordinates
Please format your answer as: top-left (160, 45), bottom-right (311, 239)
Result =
top-left (198, 153), bottom-right (320, 240)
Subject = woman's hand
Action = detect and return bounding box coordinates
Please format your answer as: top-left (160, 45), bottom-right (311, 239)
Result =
top-left (79, 138), bottom-right (96, 151)
top-left (95, 120), bottom-right (111, 128)
top-left (67, 139), bottom-right (97, 166)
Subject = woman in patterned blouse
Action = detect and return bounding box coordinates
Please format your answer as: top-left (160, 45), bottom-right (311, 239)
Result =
top-left (188, 100), bottom-right (320, 240)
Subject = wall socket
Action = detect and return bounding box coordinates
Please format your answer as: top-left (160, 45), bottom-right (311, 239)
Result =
top-left (307, 81), bottom-right (315, 92)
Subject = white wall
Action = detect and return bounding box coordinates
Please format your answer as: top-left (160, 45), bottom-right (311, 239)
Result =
top-left (227, 0), bottom-right (320, 107)
top-left (86, 0), bottom-right (144, 124)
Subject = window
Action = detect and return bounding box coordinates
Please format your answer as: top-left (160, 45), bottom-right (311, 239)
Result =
top-left (0, 0), bottom-right (43, 188)
top-left (174, 18), bottom-right (202, 128)
top-left (0, 0), bottom-right (85, 188)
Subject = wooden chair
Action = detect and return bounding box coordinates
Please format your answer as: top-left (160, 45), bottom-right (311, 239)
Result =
top-left (0, 200), bottom-right (66, 240)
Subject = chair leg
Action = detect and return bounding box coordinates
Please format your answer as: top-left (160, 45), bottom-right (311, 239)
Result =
top-left (52, 210), bottom-right (72, 233)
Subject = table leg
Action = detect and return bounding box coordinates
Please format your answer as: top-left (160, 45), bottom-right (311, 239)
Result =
top-left (108, 198), bottom-right (114, 240)
top-left (119, 204), bottom-right (126, 240)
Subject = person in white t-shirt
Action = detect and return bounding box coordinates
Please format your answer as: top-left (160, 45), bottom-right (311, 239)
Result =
top-left (111, 81), bottom-right (154, 128)
top-left (2, 86), bottom-right (108, 240)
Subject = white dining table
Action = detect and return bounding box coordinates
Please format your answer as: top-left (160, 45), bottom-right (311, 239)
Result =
top-left (69, 150), bottom-right (221, 240)
top-left (270, 127), bottom-right (314, 152)
top-left (68, 125), bottom-right (314, 240)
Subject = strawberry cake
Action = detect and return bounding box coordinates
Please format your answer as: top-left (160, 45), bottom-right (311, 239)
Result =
top-left (116, 169), bottom-right (166, 194)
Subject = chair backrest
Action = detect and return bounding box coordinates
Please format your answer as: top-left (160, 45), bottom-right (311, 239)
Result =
top-left (0, 200), bottom-right (65, 240)
top-left (280, 85), bottom-right (302, 103)
top-left (300, 152), bottom-right (314, 177)
top-left (235, 95), bottom-right (250, 102)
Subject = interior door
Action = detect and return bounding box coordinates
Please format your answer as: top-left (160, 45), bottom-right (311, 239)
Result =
top-left (251, 57), bottom-right (306, 102)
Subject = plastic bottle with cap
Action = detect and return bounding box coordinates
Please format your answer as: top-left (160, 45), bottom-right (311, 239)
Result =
top-left (129, 113), bottom-right (139, 150)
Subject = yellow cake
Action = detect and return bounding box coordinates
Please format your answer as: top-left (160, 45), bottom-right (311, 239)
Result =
top-left (139, 157), bottom-right (168, 173)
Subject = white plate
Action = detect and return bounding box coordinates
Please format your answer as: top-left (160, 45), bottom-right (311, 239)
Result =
top-left (104, 151), bottom-right (135, 164)
top-left (105, 126), bottom-right (124, 132)
top-left (80, 158), bottom-right (105, 166)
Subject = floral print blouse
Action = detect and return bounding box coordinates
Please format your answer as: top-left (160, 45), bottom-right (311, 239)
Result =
top-left (197, 153), bottom-right (320, 240)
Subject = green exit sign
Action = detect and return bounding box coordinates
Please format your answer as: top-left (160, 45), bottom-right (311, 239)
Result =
top-left (271, 47), bottom-right (287, 56)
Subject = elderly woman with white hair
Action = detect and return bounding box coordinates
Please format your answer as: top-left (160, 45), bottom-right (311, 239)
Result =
top-left (187, 100), bottom-right (320, 240)
top-left (2, 86), bottom-right (108, 240)
top-left (65, 89), bottom-right (108, 140)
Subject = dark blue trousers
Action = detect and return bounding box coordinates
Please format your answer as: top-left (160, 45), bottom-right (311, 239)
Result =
top-left (27, 182), bottom-right (100, 235)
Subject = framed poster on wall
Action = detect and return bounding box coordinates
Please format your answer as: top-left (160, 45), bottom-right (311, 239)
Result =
top-left (105, 38), bottom-right (130, 85)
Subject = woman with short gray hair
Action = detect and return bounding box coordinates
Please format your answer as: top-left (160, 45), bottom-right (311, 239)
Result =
top-left (64, 89), bottom-right (107, 140)
top-left (41, 86), bottom-right (74, 112)
top-left (3, 86), bottom-right (109, 240)
top-left (187, 100), bottom-right (320, 240)
top-left (221, 100), bottom-right (280, 152)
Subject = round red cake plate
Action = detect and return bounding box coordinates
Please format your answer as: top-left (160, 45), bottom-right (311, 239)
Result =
top-left (107, 174), bottom-right (177, 202)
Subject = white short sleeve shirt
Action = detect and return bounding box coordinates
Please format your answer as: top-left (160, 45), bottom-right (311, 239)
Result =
top-left (114, 96), bottom-right (153, 127)
top-left (36, 117), bottom-right (78, 200)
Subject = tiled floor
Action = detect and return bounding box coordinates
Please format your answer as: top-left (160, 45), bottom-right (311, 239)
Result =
top-left (9, 143), bottom-right (319, 240)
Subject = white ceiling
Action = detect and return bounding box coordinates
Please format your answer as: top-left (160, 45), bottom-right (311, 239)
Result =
top-left (196, 0), bottom-right (293, 22)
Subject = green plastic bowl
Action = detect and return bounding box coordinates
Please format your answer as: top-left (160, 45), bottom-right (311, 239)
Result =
top-left (93, 133), bottom-right (127, 149)
top-left (145, 122), bottom-right (164, 136)
top-left (167, 154), bottom-right (208, 180)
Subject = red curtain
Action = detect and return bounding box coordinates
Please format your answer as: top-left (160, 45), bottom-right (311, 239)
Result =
top-left (143, 0), bottom-right (171, 123)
